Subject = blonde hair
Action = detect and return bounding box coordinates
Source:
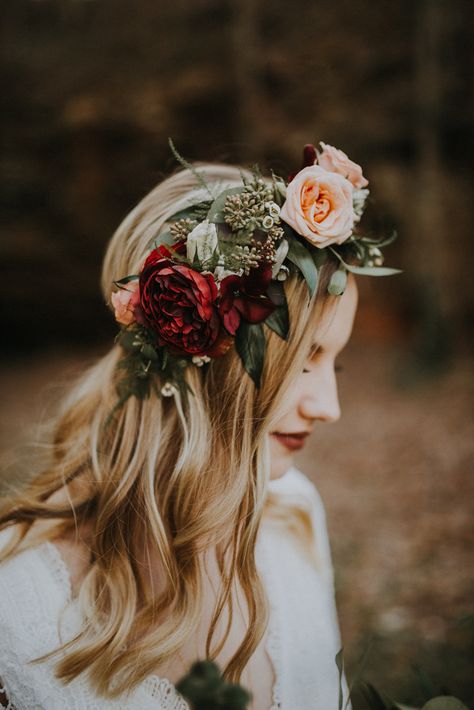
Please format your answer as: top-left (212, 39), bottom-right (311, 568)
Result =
top-left (0, 164), bottom-right (340, 697)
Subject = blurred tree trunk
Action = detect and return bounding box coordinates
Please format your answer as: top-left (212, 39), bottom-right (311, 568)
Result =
top-left (231, 0), bottom-right (264, 161)
top-left (411, 0), bottom-right (452, 365)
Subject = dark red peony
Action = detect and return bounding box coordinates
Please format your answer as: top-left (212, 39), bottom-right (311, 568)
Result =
top-left (137, 248), bottom-right (221, 356)
top-left (218, 264), bottom-right (277, 335)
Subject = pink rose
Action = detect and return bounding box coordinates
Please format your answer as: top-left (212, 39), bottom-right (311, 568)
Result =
top-left (280, 165), bottom-right (355, 248)
top-left (317, 142), bottom-right (368, 189)
top-left (111, 281), bottom-right (140, 325)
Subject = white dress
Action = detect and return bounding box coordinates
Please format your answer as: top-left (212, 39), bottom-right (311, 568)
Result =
top-left (0, 467), bottom-right (350, 709)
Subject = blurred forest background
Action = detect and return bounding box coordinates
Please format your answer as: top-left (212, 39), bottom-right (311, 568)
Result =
top-left (1, 0), bottom-right (473, 707)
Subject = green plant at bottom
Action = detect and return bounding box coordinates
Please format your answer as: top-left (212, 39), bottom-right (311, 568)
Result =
top-left (176, 660), bottom-right (252, 710)
top-left (175, 653), bottom-right (469, 710)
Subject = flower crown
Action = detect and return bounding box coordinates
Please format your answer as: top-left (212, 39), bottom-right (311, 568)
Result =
top-left (110, 140), bottom-right (400, 408)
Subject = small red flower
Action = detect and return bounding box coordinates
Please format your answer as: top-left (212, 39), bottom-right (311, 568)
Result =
top-left (219, 264), bottom-right (277, 335)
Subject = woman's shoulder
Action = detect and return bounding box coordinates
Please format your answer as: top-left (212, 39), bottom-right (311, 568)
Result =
top-left (0, 528), bottom-right (72, 645)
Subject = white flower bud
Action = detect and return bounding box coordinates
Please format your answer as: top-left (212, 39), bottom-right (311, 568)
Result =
top-left (276, 265), bottom-right (289, 281)
top-left (265, 201), bottom-right (281, 219)
top-left (192, 355), bottom-right (211, 367)
top-left (161, 382), bottom-right (177, 397)
top-left (353, 188), bottom-right (370, 222)
top-left (368, 246), bottom-right (384, 266)
top-left (262, 215), bottom-right (274, 230)
top-left (214, 264), bottom-right (243, 281)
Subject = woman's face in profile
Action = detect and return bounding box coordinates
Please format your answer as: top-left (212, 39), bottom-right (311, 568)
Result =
top-left (269, 275), bottom-right (358, 480)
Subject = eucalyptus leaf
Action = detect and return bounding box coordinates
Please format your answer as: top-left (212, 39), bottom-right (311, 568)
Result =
top-left (153, 230), bottom-right (174, 247)
top-left (284, 229), bottom-right (319, 297)
top-left (361, 231), bottom-right (398, 248)
top-left (208, 187), bottom-right (243, 223)
top-left (328, 269), bottom-right (348, 295)
top-left (421, 699), bottom-right (469, 710)
top-left (235, 322), bottom-right (266, 388)
top-left (167, 205), bottom-right (209, 223)
top-left (346, 264), bottom-right (402, 276)
top-left (265, 303), bottom-right (289, 340)
top-left (329, 246), bottom-right (402, 276)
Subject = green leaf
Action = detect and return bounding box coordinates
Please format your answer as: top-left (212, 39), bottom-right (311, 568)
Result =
top-left (113, 274), bottom-right (139, 287)
top-left (166, 202), bottom-right (199, 222)
top-left (360, 230), bottom-right (398, 248)
top-left (421, 699), bottom-right (469, 710)
top-left (176, 659), bottom-right (251, 709)
top-left (118, 330), bottom-right (140, 351)
top-left (235, 322), bottom-right (266, 388)
top-left (284, 229), bottom-right (319, 297)
top-left (208, 187), bottom-right (243, 223)
top-left (329, 247), bottom-right (402, 276)
top-left (335, 648), bottom-right (345, 710)
top-left (140, 344), bottom-right (159, 362)
top-left (168, 138), bottom-right (214, 200)
top-left (359, 682), bottom-right (392, 710)
top-left (311, 247), bottom-right (328, 268)
top-left (415, 665), bottom-right (439, 701)
top-left (265, 302), bottom-right (289, 339)
top-left (328, 268), bottom-right (348, 295)
top-left (153, 230), bottom-right (175, 247)
top-left (347, 264), bottom-right (402, 276)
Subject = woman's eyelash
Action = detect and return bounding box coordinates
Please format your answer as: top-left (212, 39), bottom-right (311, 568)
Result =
top-left (303, 364), bottom-right (344, 373)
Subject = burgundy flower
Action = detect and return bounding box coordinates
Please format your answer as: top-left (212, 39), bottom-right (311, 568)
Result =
top-left (219, 264), bottom-right (277, 335)
top-left (288, 143), bottom-right (318, 182)
top-left (137, 249), bottom-right (221, 356)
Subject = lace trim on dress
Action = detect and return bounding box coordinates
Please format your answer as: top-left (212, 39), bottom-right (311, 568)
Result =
top-left (0, 677), bottom-right (16, 710)
top-left (31, 542), bottom-right (191, 709)
top-left (258, 536), bottom-right (282, 710)
top-left (142, 676), bottom-right (189, 709)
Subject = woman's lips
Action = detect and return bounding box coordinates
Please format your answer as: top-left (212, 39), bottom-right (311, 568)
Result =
top-left (271, 431), bottom-right (310, 451)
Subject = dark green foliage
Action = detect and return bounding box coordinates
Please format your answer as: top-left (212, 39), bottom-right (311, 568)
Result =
top-left (283, 224), bottom-right (319, 297)
top-left (235, 321), bottom-right (266, 388)
top-left (176, 660), bottom-right (252, 710)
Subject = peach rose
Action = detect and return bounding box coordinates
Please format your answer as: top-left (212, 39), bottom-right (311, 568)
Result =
top-left (317, 142), bottom-right (368, 189)
top-left (111, 281), bottom-right (140, 325)
top-left (280, 165), bottom-right (355, 248)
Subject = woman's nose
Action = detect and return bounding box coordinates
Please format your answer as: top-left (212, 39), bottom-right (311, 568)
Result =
top-left (298, 372), bottom-right (341, 423)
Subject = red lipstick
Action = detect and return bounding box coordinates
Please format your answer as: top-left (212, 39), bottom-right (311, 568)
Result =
top-left (271, 431), bottom-right (310, 451)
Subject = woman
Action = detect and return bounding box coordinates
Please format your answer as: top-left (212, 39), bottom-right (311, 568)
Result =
top-left (0, 144), bottom-right (396, 709)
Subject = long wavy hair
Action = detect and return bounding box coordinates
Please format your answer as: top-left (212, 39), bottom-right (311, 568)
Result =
top-left (0, 164), bottom-right (340, 697)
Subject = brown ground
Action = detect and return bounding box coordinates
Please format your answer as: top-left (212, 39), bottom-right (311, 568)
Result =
top-left (1, 340), bottom-right (473, 707)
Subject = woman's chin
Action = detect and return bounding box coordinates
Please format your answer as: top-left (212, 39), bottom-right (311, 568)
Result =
top-left (269, 454), bottom-right (294, 480)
